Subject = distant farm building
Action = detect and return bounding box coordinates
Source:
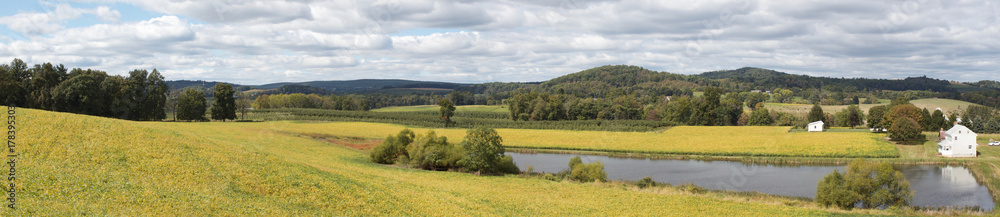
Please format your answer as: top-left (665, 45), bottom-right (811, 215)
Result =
top-left (808, 121), bottom-right (824, 132)
top-left (938, 125), bottom-right (978, 158)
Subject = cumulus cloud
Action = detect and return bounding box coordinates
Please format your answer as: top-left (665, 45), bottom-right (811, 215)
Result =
top-left (0, 0), bottom-right (998, 84)
top-left (0, 3), bottom-right (122, 36)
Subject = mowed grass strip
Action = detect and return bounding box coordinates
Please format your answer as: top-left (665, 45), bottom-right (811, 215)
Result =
top-left (261, 122), bottom-right (899, 158)
top-left (12, 109), bottom-right (850, 216)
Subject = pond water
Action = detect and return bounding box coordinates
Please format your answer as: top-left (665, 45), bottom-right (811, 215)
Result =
top-left (509, 152), bottom-right (995, 210)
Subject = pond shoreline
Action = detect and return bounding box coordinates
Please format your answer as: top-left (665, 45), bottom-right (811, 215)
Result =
top-left (507, 150), bottom-right (996, 211)
top-left (507, 147), bottom-right (964, 166)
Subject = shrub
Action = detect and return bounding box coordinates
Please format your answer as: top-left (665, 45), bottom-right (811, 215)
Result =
top-left (568, 157), bottom-right (607, 182)
top-left (369, 129), bottom-right (415, 164)
top-left (568, 156), bottom-right (583, 169)
top-left (460, 127), bottom-right (506, 174)
top-left (815, 160), bottom-right (912, 210)
top-left (816, 170), bottom-right (860, 210)
top-left (636, 176), bottom-right (657, 189)
top-left (407, 130), bottom-right (463, 170)
top-left (680, 183), bottom-right (707, 194)
top-left (497, 154), bottom-right (520, 174)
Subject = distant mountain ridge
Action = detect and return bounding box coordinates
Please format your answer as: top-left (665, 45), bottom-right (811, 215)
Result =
top-left (169, 66), bottom-right (992, 96)
top-left (167, 79), bottom-right (471, 94)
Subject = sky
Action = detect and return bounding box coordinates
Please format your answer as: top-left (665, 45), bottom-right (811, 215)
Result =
top-left (0, 0), bottom-right (998, 85)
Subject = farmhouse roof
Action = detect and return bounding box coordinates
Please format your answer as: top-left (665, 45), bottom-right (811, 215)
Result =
top-left (945, 125), bottom-right (977, 136)
top-left (808, 121), bottom-right (824, 125)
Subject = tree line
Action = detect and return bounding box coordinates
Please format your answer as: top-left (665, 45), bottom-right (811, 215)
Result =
top-left (173, 83), bottom-right (246, 121)
top-left (0, 59), bottom-right (167, 121)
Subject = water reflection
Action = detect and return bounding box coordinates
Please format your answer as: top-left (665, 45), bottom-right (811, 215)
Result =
top-left (509, 152), bottom-right (994, 210)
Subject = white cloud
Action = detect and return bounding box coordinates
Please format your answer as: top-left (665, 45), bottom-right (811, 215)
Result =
top-left (0, 0), bottom-right (998, 84)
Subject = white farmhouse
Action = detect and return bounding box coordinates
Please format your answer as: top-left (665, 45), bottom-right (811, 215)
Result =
top-left (938, 125), bottom-right (978, 158)
top-left (808, 121), bottom-right (824, 132)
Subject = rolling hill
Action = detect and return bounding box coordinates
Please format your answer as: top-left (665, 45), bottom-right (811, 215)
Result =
top-left (13, 108), bottom-right (853, 216)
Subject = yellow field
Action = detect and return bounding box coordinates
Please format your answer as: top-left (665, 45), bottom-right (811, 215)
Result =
top-left (267, 122), bottom-right (898, 157)
top-left (11, 109), bottom-right (857, 216)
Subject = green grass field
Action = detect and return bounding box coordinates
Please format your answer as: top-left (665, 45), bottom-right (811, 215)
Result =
top-left (14, 109), bottom-right (875, 216)
top-left (372, 105), bottom-right (509, 113)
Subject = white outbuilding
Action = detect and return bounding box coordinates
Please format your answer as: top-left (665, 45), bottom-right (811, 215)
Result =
top-left (938, 125), bottom-right (978, 158)
top-left (808, 121), bottom-right (824, 132)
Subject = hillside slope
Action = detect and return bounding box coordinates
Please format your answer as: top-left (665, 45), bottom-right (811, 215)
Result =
top-left (12, 109), bottom-right (855, 216)
top-left (699, 67), bottom-right (955, 92)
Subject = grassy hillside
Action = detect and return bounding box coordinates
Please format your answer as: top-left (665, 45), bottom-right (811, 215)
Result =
top-left (12, 109), bottom-right (858, 216)
top-left (372, 105), bottom-right (509, 113)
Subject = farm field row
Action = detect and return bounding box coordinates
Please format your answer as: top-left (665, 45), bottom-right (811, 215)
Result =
top-left (253, 122), bottom-right (899, 158)
top-left (12, 109), bottom-right (852, 216)
top-left (372, 105), bottom-right (510, 113)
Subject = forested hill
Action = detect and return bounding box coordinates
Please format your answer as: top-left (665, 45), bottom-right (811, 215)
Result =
top-left (535, 65), bottom-right (711, 98)
top-left (698, 67), bottom-right (955, 92)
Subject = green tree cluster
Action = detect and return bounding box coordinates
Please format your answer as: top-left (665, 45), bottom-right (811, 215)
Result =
top-left (251, 93), bottom-right (371, 111)
top-left (12, 58), bottom-right (169, 121)
top-left (176, 88), bottom-right (207, 121)
top-left (369, 128), bottom-right (518, 175)
top-left (747, 104), bottom-right (773, 126)
top-left (816, 160), bottom-right (912, 210)
top-left (960, 105), bottom-right (1000, 133)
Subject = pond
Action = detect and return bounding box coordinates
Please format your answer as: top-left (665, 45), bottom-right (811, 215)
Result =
top-left (509, 152), bottom-right (994, 210)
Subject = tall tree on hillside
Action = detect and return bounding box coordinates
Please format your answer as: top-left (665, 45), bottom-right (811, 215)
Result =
top-left (177, 88), bottom-right (207, 121)
top-left (125, 69), bottom-right (149, 120)
top-left (210, 83), bottom-right (237, 121)
top-left (142, 69), bottom-right (168, 121)
top-left (439, 98), bottom-right (456, 127)
top-left (0, 59), bottom-right (30, 106)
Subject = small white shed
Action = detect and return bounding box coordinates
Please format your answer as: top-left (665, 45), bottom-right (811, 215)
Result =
top-left (939, 125), bottom-right (977, 157)
top-left (808, 121), bottom-right (824, 132)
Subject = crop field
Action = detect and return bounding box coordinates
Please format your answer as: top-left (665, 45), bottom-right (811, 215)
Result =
top-left (12, 109), bottom-right (853, 216)
top-left (268, 122), bottom-right (899, 158)
top-left (372, 105), bottom-right (510, 113)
